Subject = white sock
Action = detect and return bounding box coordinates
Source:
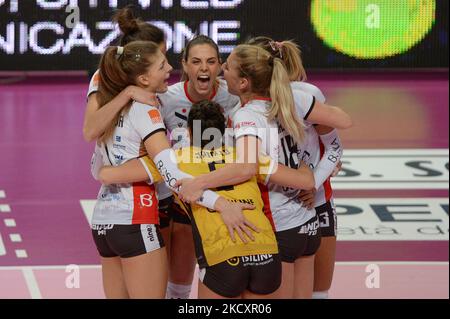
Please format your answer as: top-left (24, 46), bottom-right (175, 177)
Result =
top-left (166, 282), bottom-right (192, 299)
top-left (312, 291), bottom-right (329, 299)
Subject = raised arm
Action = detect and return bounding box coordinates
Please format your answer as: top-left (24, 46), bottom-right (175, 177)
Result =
top-left (83, 86), bottom-right (158, 142)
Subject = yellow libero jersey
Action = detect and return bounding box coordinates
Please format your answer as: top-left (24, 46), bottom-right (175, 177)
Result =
top-left (140, 147), bottom-right (278, 268)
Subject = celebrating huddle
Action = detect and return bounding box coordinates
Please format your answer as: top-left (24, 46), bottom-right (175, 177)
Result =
top-left (84, 7), bottom-right (352, 299)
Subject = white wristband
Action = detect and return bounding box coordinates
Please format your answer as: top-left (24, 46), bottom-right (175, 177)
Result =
top-left (314, 129), bottom-right (342, 189)
top-left (153, 148), bottom-right (220, 210)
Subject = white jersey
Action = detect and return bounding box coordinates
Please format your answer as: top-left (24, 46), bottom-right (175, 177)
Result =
top-left (157, 78), bottom-right (240, 199)
top-left (291, 81), bottom-right (326, 104)
top-left (291, 82), bottom-right (334, 207)
top-left (86, 70), bottom-right (172, 201)
top-left (87, 70), bottom-right (100, 98)
top-left (92, 101), bottom-right (166, 225)
top-left (232, 98), bottom-right (316, 232)
top-left (159, 78), bottom-right (240, 145)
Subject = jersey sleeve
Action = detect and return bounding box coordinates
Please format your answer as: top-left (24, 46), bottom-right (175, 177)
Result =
top-left (130, 102), bottom-right (167, 142)
top-left (232, 109), bottom-right (265, 140)
top-left (138, 155), bottom-right (163, 184)
top-left (293, 89), bottom-right (316, 121)
top-left (87, 70), bottom-right (100, 98)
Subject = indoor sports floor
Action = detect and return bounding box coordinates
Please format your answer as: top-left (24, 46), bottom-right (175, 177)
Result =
top-left (0, 71), bottom-right (448, 299)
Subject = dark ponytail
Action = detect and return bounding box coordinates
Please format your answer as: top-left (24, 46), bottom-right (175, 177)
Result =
top-left (113, 6), bottom-right (165, 46)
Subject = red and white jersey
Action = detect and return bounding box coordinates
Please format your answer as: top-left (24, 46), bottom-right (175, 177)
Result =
top-left (158, 78), bottom-right (240, 147)
top-left (157, 78), bottom-right (239, 200)
top-left (291, 82), bottom-right (333, 207)
top-left (232, 98), bottom-right (316, 232)
top-left (92, 101), bottom-right (166, 225)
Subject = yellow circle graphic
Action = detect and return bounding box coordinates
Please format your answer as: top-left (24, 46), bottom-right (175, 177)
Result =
top-left (227, 257), bottom-right (240, 266)
top-left (311, 0), bottom-right (436, 59)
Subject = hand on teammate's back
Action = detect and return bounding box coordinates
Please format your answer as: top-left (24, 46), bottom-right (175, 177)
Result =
top-left (214, 198), bottom-right (260, 243)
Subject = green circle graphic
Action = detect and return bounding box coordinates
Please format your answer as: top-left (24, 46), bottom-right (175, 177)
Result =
top-left (311, 0), bottom-right (436, 59)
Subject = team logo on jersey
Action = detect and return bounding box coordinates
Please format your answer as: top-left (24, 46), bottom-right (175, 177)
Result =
top-left (115, 136), bottom-right (121, 142)
top-left (148, 109), bottom-right (162, 124)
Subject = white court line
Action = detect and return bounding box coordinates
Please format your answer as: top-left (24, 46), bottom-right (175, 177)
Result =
top-left (0, 191), bottom-right (5, 199)
top-left (0, 205), bottom-right (11, 212)
top-left (22, 268), bottom-right (42, 299)
top-left (0, 265), bottom-right (102, 270)
top-left (15, 250), bottom-right (28, 258)
top-left (0, 261), bottom-right (448, 271)
top-left (0, 234), bottom-right (5, 256)
top-left (4, 219), bottom-right (16, 227)
top-left (10, 234), bottom-right (22, 242)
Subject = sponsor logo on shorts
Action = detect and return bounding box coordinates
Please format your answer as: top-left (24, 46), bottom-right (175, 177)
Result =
top-left (298, 219), bottom-right (320, 236)
top-left (227, 254), bottom-right (274, 267)
top-left (227, 257), bottom-right (240, 266)
top-left (146, 225), bottom-right (155, 242)
top-left (92, 224), bottom-right (114, 236)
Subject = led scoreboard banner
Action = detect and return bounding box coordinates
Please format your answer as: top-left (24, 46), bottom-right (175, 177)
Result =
top-left (0, 0), bottom-right (448, 71)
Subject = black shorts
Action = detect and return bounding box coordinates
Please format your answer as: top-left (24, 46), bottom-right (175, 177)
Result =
top-left (275, 216), bottom-right (321, 263)
top-left (199, 254), bottom-right (282, 298)
top-left (158, 196), bottom-right (191, 229)
top-left (91, 224), bottom-right (164, 258)
top-left (316, 200), bottom-right (337, 237)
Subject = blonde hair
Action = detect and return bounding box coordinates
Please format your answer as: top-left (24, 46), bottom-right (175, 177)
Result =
top-left (247, 36), bottom-right (307, 82)
top-left (233, 44), bottom-right (305, 143)
top-left (97, 41), bottom-right (160, 142)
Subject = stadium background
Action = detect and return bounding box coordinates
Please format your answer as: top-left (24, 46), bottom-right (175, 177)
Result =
top-left (0, 0), bottom-right (448, 72)
top-left (0, 0), bottom-right (448, 302)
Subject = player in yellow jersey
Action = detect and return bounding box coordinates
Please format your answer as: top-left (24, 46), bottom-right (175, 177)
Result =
top-left (95, 100), bottom-right (314, 298)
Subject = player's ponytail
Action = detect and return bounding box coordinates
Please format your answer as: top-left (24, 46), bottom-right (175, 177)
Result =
top-left (97, 41), bottom-right (160, 142)
top-left (234, 44), bottom-right (305, 144)
top-left (248, 36), bottom-right (307, 82)
top-left (269, 58), bottom-right (305, 143)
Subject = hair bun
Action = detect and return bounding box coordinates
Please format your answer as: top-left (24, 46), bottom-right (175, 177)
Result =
top-left (113, 6), bottom-right (140, 35)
